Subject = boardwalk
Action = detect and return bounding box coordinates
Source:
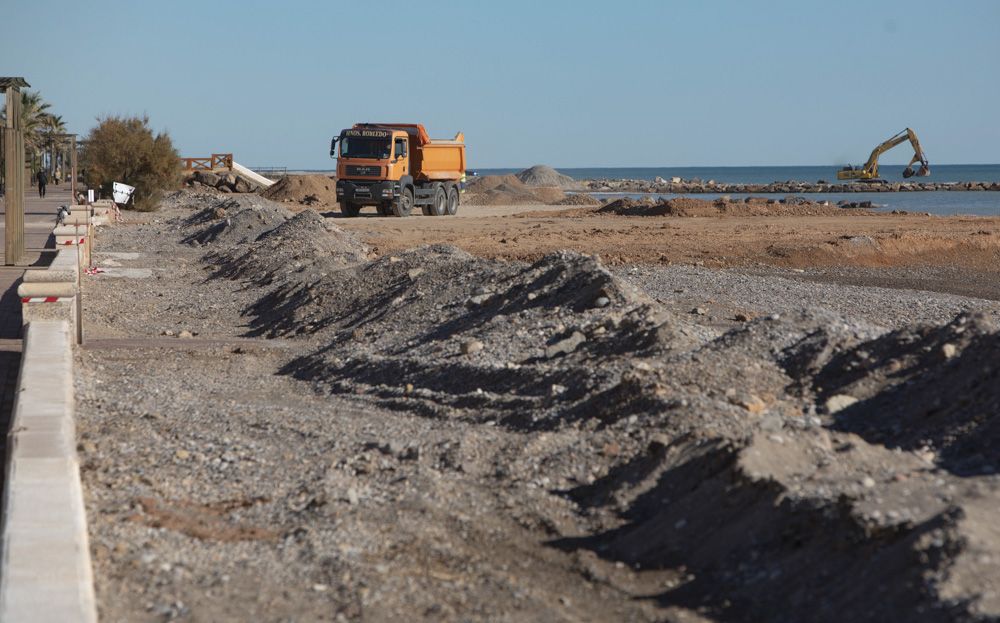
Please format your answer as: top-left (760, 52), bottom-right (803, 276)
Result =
top-left (0, 181), bottom-right (66, 473)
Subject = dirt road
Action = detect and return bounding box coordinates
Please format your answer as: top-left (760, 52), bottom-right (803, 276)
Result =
top-left (332, 203), bottom-right (1000, 298)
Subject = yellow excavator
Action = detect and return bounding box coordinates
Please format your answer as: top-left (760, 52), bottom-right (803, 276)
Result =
top-left (837, 128), bottom-right (930, 181)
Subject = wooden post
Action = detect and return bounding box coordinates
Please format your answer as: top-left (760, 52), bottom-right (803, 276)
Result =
top-left (70, 135), bottom-right (77, 201)
top-left (4, 85), bottom-right (25, 265)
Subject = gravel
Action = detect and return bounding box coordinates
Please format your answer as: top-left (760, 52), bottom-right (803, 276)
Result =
top-left (615, 264), bottom-right (1000, 329)
top-left (75, 192), bottom-right (1000, 622)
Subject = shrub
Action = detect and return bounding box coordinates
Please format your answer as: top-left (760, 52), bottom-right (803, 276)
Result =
top-left (81, 115), bottom-right (180, 211)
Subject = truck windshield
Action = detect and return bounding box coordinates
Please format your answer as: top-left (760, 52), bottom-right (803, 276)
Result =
top-left (340, 137), bottom-right (391, 159)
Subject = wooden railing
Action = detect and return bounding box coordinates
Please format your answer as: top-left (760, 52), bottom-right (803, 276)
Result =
top-left (180, 153), bottom-right (233, 171)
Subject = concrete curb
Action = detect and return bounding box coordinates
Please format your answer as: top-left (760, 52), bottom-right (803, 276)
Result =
top-left (18, 249), bottom-right (79, 327)
top-left (0, 320), bottom-right (97, 622)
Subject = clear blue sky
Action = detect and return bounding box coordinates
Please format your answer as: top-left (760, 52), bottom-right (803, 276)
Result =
top-left (2, 0), bottom-right (997, 168)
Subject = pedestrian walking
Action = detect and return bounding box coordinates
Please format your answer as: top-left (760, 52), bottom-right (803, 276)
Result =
top-left (36, 169), bottom-right (48, 198)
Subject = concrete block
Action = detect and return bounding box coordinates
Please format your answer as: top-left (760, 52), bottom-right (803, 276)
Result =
top-left (16, 282), bottom-right (76, 298)
top-left (22, 300), bottom-right (76, 326)
top-left (23, 269), bottom-right (78, 283)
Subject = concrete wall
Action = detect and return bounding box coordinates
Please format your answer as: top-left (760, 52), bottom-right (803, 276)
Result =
top-left (0, 203), bottom-right (101, 621)
top-left (0, 321), bottom-right (97, 622)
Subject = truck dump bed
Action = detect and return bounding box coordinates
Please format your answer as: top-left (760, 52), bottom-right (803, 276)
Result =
top-left (359, 123), bottom-right (465, 182)
top-left (417, 137), bottom-right (465, 182)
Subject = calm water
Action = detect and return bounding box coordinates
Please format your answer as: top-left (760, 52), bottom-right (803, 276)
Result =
top-left (476, 165), bottom-right (1000, 216)
top-left (476, 164), bottom-right (1000, 185)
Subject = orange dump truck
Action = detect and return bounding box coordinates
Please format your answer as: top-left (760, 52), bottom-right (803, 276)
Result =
top-left (331, 123), bottom-right (466, 217)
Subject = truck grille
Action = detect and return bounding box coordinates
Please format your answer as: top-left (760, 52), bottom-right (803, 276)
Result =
top-left (346, 165), bottom-right (380, 177)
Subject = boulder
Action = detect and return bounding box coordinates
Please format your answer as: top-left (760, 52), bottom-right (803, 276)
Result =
top-left (234, 177), bottom-right (252, 193)
top-left (197, 171), bottom-right (221, 186)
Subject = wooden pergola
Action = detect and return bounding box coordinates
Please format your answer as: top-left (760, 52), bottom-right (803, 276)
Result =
top-left (1, 76), bottom-right (29, 266)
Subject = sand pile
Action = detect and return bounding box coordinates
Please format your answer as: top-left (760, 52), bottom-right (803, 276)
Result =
top-left (516, 165), bottom-right (577, 189)
top-left (262, 174), bottom-right (339, 207)
top-left (597, 197), bottom-right (703, 216)
top-left (464, 175), bottom-right (566, 205)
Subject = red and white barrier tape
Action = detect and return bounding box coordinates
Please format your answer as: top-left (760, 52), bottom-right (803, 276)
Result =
top-left (21, 297), bottom-right (70, 303)
top-left (84, 267), bottom-right (105, 275)
top-left (60, 237), bottom-right (86, 245)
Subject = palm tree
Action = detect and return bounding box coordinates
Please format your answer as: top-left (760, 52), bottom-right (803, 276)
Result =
top-left (0, 90), bottom-right (55, 170)
top-left (41, 113), bottom-right (67, 175)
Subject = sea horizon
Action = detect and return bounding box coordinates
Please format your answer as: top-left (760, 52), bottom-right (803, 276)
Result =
top-left (286, 163), bottom-right (1000, 185)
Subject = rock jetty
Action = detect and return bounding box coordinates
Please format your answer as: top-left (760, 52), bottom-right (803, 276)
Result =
top-left (583, 178), bottom-right (1000, 194)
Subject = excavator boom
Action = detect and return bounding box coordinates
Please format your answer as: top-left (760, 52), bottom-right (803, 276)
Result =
top-left (837, 128), bottom-right (930, 181)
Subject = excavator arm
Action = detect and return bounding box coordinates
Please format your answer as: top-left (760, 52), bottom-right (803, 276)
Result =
top-left (837, 128), bottom-right (930, 180)
top-left (901, 128), bottom-right (930, 178)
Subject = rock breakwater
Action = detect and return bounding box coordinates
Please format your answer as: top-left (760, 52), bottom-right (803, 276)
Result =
top-left (584, 177), bottom-right (1000, 194)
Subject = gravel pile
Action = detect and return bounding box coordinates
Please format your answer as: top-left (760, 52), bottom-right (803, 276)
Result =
top-left (515, 165), bottom-right (577, 189)
top-left (181, 196), bottom-right (293, 246)
top-left (615, 264), bottom-right (1000, 329)
top-left (76, 193), bottom-right (1000, 622)
top-left (211, 210), bottom-right (370, 286)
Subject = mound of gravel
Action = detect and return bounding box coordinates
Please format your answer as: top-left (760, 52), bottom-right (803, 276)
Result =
top-left (211, 209), bottom-right (370, 286)
top-left (182, 197), bottom-right (293, 246)
top-left (159, 189), bottom-right (226, 211)
top-left (221, 230), bottom-right (1000, 618)
top-left (108, 199), bottom-right (1000, 620)
top-left (800, 312), bottom-right (1000, 475)
top-left (516, 165), bottom-right (577, 189)
top-left (262, 174), bottom-right (339, 206)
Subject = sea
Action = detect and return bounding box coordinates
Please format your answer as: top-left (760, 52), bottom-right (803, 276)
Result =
top-left (475, 164), bottom-right (1000, 216)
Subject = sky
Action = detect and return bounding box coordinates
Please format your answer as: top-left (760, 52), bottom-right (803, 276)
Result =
top-left (2, 0), bottom-right (998, 169)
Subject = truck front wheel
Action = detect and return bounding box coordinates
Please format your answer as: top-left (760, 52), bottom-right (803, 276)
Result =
top-left (393, 187), bottom-right (414, 217)
top-left (341, 201), bottom-right (361, 217)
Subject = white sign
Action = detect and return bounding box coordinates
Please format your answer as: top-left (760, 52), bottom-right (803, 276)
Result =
top-left (112, 182), bottom-right (136, 204)
top-left (87, 189), bottom-right (94, 203)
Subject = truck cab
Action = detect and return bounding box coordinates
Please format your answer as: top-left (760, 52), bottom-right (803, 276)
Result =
top-left (332, 123), bottom-right (465, 218)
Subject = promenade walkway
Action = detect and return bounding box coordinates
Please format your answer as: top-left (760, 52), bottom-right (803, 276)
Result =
top-left (0, 182), bottom-right (67, 473)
